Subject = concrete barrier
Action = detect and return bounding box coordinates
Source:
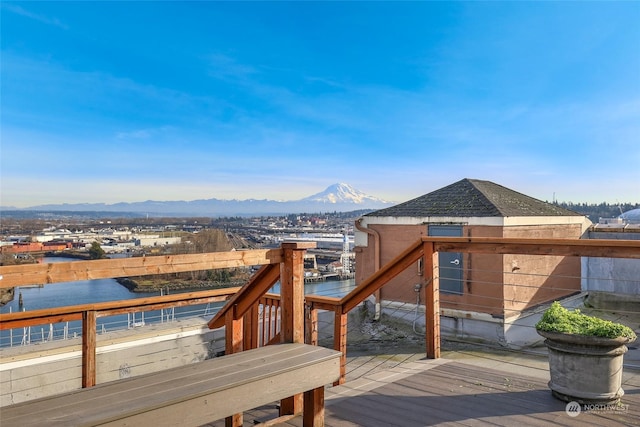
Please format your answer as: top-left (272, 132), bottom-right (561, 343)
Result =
top-left (0, 318), bottom-right (224, 405)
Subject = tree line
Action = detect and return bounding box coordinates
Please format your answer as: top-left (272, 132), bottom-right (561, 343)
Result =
top-left (554, 202), bottom-right (639, 223)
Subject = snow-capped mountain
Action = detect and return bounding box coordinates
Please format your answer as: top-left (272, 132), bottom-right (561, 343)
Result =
top-left (302, 183), bottom-right (389, 204)
top-left (3, 183), bottom-right (395, 217)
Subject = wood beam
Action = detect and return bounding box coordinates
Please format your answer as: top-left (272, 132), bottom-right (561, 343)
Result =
top-left (243, 305), bottom-right (259, 350)
top-left (333, 309), bottom-right (347, 386)
top-left (280, 244), bottom-right (306, 344)
top-left (0, 249), bottom-right (283, 289)
top-left (424, 237), bottom-right (640, 259)
top-left (81, 310), bottom-right (97, 388)
top-left (1, 289), bottom-right (238, 330)
top-left (279, 243), bottom-right (309, 416)
top-left (304, 295), bottom-right (341, 312)
top-left (306, 305), bottom-right (318, 346)
top-left (303, 387), bottom-right (325, 427)
top-left (209, 264), bottom-right (280, 329)
top-left (225, 308), bottom-right (244, 354)
top-left (340, 239), bottom-right (424, 313)
top-left (423, 242), bottom-right (440, 359)
top-left (224, 307), bottom-right (245, 427)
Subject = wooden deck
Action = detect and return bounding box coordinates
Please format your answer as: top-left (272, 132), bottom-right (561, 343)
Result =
top-left (206, 346), bottom-right (640, 427)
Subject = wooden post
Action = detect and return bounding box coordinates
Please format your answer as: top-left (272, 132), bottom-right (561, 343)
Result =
top-left (280, 243), bottom-right (308, 415)
top-left (225, 306), bottom-right (244, 354)
top-left (280, 243), bottom-right (306, 344)
top-left (303, 387), bottom-right (325, 427)
top-left (82, 310), bottom-right (97, 388)
top-left (424, 242), bottom-right (440, 359)
top-left (333, 308), bottom-right (347, 386)
top-left (306, 304), bottom-right (318, 346)
top-left (225, 307), bottom-right (244, 427)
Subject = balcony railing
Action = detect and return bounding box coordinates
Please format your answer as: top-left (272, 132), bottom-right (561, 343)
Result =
top-left (1, 237), bottom-right (639, 392)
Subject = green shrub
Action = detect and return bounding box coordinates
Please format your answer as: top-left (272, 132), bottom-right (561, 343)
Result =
top-left (536, 301), bottom-right (636, 340)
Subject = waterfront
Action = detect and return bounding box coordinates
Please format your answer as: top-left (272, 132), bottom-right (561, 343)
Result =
top-left (0, 257), bottom-right (356, 347)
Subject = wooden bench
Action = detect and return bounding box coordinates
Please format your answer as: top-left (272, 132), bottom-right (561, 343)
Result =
top-left (2, 343), bottom-right (341, 427)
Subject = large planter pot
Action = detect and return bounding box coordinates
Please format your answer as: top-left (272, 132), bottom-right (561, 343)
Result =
top-left (538, 330), bottom-right (634, 404)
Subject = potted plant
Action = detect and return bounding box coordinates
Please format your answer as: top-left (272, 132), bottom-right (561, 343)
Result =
top-left (536, 301), bottom-right (637, 404)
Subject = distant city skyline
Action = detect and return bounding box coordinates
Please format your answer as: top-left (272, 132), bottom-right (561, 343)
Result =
top-left (1, 2), bottom-right (639, 208)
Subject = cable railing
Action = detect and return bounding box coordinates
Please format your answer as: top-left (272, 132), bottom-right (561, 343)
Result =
top-left (0, 302), bottom-right (229, 348)
top-left (0, 277), bottom-right (355, 349)
top-left (1, 237), bottom-right (639, 393)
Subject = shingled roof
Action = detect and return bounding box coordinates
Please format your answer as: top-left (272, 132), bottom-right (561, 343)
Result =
top-left (366, 179), bottom-right (580, 218)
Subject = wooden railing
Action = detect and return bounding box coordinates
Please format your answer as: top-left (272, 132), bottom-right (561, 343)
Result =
top-left (2, 238), bottom-right (640, 392)
top-left (0, 288), bottom-right (240, 387)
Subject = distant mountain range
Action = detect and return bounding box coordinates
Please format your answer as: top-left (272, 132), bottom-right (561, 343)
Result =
top-left (1, 183), bottom-right (395, 217)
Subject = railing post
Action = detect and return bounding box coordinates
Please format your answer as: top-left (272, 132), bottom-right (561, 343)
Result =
top-left (424, 242), bottom-right (440, 359)
top-left (280, 243), bottom-right (306, 344)
top-left (225, 306), bottom-right (244, 354)
top-left (225, 307), bottom-right (244, 427)
top-left (280, 243), bottom-right (308, 416)
top-left (82, 310), bottom-right (97, 388)
top-left (306, 304), bottom-right (318, 346)
top-left (334, 307), bottom-right (347, 386)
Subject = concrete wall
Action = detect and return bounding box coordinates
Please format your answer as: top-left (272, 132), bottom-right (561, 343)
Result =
top-left (1, 318), bottom-right (225, 405)
top-left (582, 227), bottom-right (640, 298)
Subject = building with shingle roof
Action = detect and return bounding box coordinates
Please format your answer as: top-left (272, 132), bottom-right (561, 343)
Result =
top-left (368, 178), bottom-right (579, 218)
top-left (354, 178), bottom-right (592, 348)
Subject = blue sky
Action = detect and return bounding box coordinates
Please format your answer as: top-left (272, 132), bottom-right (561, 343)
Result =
top-left (1, 1), bottom-right (639, 208)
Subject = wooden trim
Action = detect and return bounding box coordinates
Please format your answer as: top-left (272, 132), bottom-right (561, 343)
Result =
top-left (0, 249), bottom-right (283, 289)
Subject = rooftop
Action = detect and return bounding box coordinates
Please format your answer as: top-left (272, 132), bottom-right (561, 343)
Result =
top-left (366, 178), bottom-right (581, 218)
top-left (208, 341), bottom-right (640, 426)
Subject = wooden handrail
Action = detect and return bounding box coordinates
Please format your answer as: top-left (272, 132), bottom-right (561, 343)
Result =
top-left (340, 239), bottom-right (424, 313)
top-left (0, 288), bottom-right (240, 329)
top-left (208, 264), bottom-right (280, 329)
top-left (0, 248), bottom-right (283, 289)
top-left (425, 237), bottom-right (640, 258)
top-left (3, 238), bottom-right (639, 393)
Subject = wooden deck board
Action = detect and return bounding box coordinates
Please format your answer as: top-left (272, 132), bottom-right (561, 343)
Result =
top-left (256, 360), bottom-right (639, 427)
top-left (393, 363), bottom-right (633, 426)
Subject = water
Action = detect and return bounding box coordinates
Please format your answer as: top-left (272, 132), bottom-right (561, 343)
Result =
top-left (1, 258), bottom-right (159, 314)
top-left (0, 257), bottom-right (355, 347)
